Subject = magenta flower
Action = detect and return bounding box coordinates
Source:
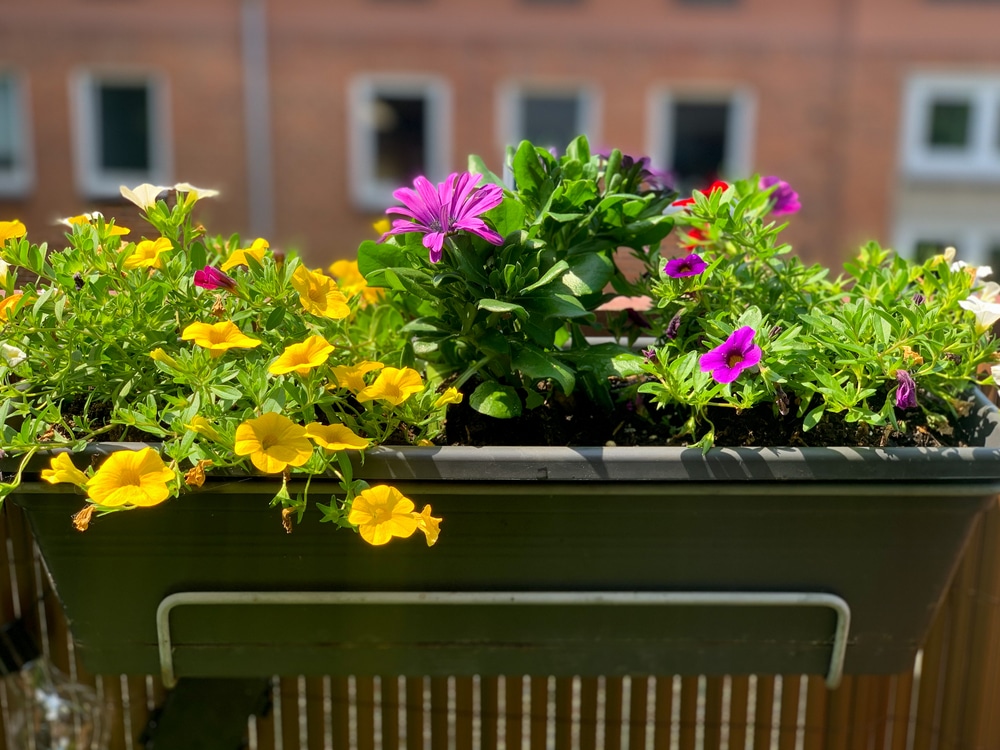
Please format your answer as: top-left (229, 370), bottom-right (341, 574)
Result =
top-left (895, 369), bottom-right (917, 409)
top-left (664, 253), bottom-right (707, 278)
top-left (194, 266), bottom-right (236, 291)
top-left (380, 172), bottom-right (504, 263)
top-left (699, 326), bottom-right (762, 384)
top-left (760, 176), bottom-right (801, 216)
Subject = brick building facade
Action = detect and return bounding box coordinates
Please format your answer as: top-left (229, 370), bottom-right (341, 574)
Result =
top-left (2, 0), bottom-right (999, 267)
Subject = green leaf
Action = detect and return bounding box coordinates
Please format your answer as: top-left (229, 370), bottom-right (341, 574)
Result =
top-left (357, 240), bottom-right (402, 279)
top-left (484, 196), bottom-right (525, 238)
top-left (469, 381), bottom-right (522, 418)
top-left (478, 299), bottom-right (527, 316)
top-left (559, 253), bottom-right (614, 297)
top-left (210, 384), bottom-right (242, 401)
top-left (803, 405), bottom-right (826, 431)
top-left (264, 306), bottom-right (285, 330)
top-left (512, 345), bottom-right (576, 394)
top-left (520, 260), bottom-right (570, 293)
top-left (467, 154), bottom-right (505, 186)
top-left (512, 141), bottom-right (546, 198)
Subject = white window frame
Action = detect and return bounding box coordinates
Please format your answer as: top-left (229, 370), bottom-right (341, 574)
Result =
top-left (71, 69), bottom-right (172, 199)
top-left (497, 82), bottom-right (600, 153)
top-left (894, 221), bottom-right (1000, 266)
top-left (0, 70), bottom-right (34, 197)
top-left (646, 86), bottom-right (755, 185)
top-left (900, 73), bottom-right (1000, 180)
top-left (348, 75), bottom-right (451, 211)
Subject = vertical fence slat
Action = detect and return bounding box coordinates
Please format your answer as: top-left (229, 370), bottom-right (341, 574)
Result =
top-left (430, 676), bottom-right (448, 750)
top-left (0, 507), bottom-right (12, 750)
top-left (355, 676), bottom-right (376, 750)
top-left (867, 675), bottom-right (892, 750)
top-left (703, 676), bottom-right (723, 750)
top-left (480, 677), bottom-right (499, 750)
top-left (504, 677), bottom-right (523, 750)
top-left (454, 676), bottom-right (473, 750)
top-left (304, 677), bottom-right (327, 750)
top-left (253, 694), bottom-right (277, 750)
top-left (777, 675), bottom-right (801, 750)
top-left (554, 677), bottom-right (573, 750)
top-left (912, 605), bottom-right (949, 750)
top-left (528, 677), bottom-right (548, 750)
top-left (753, 676), bottom-right (776, 750)
top-left (404, 677), bottom-right (424, 750)
top-left (849, 675), bottom-right (873, 750)
top-left (101, 674), bottom-right (127, 750)
top-left (651, 676), bottom-right (674, 750)
top-left (628, 676), bottom-right (649, 750)
top-left (677, 676), bottom-right (698, 750)
top-left (802, 675), bottom-right (828, 750)
top-left (888, 672), bottom-right (914, 750)
top-left (578, 676), bottom-right (598, 750)
top-left (728, 675), bottom-right (751, 750)
top-left (379, 675), bottom-right (399, 750)
top-left (329, 677), bottom-right (351, 750)
top-left (824, 674), bottom-right (854, 750)
top-left (603, 677), bottom-right (623, 750)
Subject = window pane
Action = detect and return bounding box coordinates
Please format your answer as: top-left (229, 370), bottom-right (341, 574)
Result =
top-left (0, 76), bottom-right (16, 170)
top-left (98, 83), bottom-right (150, 171)
top-left (926, 99), bottom-right (971, 148)
top-left (521, 94), bottom-right (580, 153)
top-left (914, 239), bottom-right (957, 263)
top-left (671, 101), bottom-right (729, 191)
top-left (374, 95), bottom-right (426, 184)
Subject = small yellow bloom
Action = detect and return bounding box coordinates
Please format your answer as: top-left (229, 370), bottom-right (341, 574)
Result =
top-left (85, 448), bottom-right (175, 508)
top-left (150, 348), bottom-right (181, 369)
top-left (0, 220), bottom-right (27, 243)
top-left (61, 213), bottom-right (130, 237)
top-left (434, 387), bottom-right (463, 408)
top-left (0, 292), bottom-right (24, 321)
top-left (123, 237), bottom-right (173, 270)
top-left (183, 459), bottom-right (213, 488)
top-left (269, 335), bottom-right (334, 376)
top-left (373, 218), bottom-right (391, 235)
top-left (290, 265), bottom-right (351, 319)
top-left (181, 320), bottom-right (262, 358)
top-left (184, 415), bottom-right (224, 443)
top-left (41, 453), bottom-right (90, 487)
top-left (221, 238), bottom-right (269, 271)
top-left (328, 259), bottom-right (383, 306)
top-left (413, 504), bottom-right (442, 547)
top-left (234, 412), bottom-right (313, 473)
top-left (304, 423), bottom-right (370, 451)
top-left (348, 485), bottom-right (419, 546)
top-left (356, 367), bottom-right (425, 406)
top-left (120, 183), bottom-right (170, 211)
top-left (331, 361), bottom-right (385, 392)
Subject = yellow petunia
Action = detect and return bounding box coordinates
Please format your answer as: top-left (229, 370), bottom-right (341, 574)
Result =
top-left (221, 238), bottom-right (269, 271)
top-left (268, 335), bottom-right (334, 376)
top-left (149, 348), bottom-right (180, 369)
top-left (348, 485), bottom-right (419, 546)
top-left (0, 292), bottom-right (24, 322)
top-left (62, 213), bottom-right (130, 237)
top-left (123, 237), bottom-right (173, 270)
top-left (413, 504), bottom-right (442, 547)
top-left (304, 423), bottom-right (370, 451)
top-left (181, 320), bottom-right (262, 358)
top-left (331, 360), bottom-right (385, 392)
top-left (120, 183), bottom-right (170, 211)
top-left (41, 453), bottom-right (90, 487)
top-left (234, 412), bottom-right (313, 473)
top-left (328, 259), bottom-right (383, 306)
top-left (85, 448), bottom-right (176, 508)
top-left (356, 367), bottom-right (425, 406)
top-left (290, 265), bottom-right (351, 319)
top-left (0, 220), bottom-right (27, 243)
top-left (434, 387), bottom-right (463, 408)
top-left (373, 218), bottom-right (391, 235)
top-left (184, 415), bottom-right (225, 443)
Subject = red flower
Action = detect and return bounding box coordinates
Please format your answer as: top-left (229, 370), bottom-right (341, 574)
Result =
top-left (670, 180), bottom-right (730, 208)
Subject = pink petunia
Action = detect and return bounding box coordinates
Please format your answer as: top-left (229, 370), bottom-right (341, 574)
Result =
top-left (194, 266), bottom-right (237, 291)
top-left (664, 253), bottom-right (708, 278)
top-left (699, 326), bottom-right (762, 384)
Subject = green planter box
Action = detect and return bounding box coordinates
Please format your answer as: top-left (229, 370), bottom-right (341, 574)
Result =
top-left (11, 396), bottom-right (1000, 685)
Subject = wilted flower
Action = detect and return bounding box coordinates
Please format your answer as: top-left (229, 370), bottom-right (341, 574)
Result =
top-left (895, 369), bottom-right (917, 409)
top-left (664, 311), bottom-right (683, 340)
top-left (699, 326), bottom-right (762, 384)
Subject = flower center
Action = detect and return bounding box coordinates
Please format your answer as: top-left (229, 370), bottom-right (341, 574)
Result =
top-left (119, 468), bottom-right (141, 487)
top-left (372, 507), bottom-right (390, 523)
top-left (260, 436), bottom-right (277, 450)
top-left (727, 352), bottom-right (743, 369)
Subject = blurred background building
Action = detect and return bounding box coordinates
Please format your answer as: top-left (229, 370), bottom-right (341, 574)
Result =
top-left (2, 0), bottom-right (999, 267)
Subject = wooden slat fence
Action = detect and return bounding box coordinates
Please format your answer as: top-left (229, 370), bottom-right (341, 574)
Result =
top-left (3, 498), bottom-right (1000, 750)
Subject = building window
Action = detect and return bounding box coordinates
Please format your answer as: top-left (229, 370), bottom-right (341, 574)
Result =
top-left (901, 74), bottom-right (1000, 180)
top-left (0, 71), bottom-right (33, 197)
top-left (894, 224), bottom-right (1000, 267)
top-left (349, 76), bottom-right (450, 210)
top-left (72, 71), bottom-right (170, 199)
top-left (500, 85), bottom-right (598, 154)
top-left (649, 90), bottom-right (754, 193)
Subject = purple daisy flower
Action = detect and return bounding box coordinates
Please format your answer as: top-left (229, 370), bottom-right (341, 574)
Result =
top-left (380, 172), bottom-right (505, 263)
top-left (193, 266), bottom-right (237, 291)
top-left (699, 326), bottom-right (763, 384)
top-left (664, 253), bottom-right (707, 279)
top-left (760, 176), bottom-right (801, 217)
top-left (895, 369), bottom-right (917, 409)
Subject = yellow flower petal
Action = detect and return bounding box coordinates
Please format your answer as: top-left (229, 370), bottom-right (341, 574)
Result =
top-left (356, 367), bottom-right (425, 406)
top-left (220, 238), bottom-right (269, 271)
top-left (181, 320), bottom-right (262, 358)
top-left (184, 415), bottom-right (224, 443)
top-left (233, 412), bottom-right (312, 474)
top-left (150, 348), bottom-right (180, 369)
top-left (304, 423), bottom-right (370, 451)
top-left (290, 265), bottom-right (351, 319)
top-left (331, 361), bottom-right (385, 392)
top-left (0, 220), bottom-right (27, 243)
top-left (413, 504), bottom-right (442, 547)
top-left (347, 485), bottom-right (418, 546)
top-left (268, 335), bottom-right (334, 376)
top-left (85, 448), bottom-right (175, 508)
top-left (123, 237), bottom-right (172, 270)
top-left (434, 387), bottom-right (463, 408)
top-left (0, 292), bottom-right (25, 322)
top-left (41, 452), bottom-right (90, 487)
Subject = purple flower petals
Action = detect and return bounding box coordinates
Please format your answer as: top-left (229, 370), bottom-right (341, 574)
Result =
top-left (699, 326), bottom-right (762, 384)
top-left (194, 266), bottom-right (237, 291)
top-left (380, 172), bottom-right (505, 263)
top-left (664, 311), bottom-right (682, 340)
top-left (664, 253), bottom-right (707, 279)
top-left (895, 369), bottom-right (917, 409)
top-left (760, 176), bottom-right (801, 217)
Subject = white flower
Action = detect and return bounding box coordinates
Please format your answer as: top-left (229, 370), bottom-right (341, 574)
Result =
top-left (0, 259), bottom-right (8, 281)
top-left (119, 183), bottom-right (170, 211)
top-left (959, 294), bottom-right (1000, 329)
top-left (951, 260), bottom-right (993, 284)
top-left (992, 364), bottom-right (1000, 385)
top-left (174, 182), bottom-right (220, 201)
top-left (1, 343), bottom-right (26, 367)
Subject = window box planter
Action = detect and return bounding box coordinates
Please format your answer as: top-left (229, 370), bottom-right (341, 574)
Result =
top-left (9, 393), bottom-right (1000, 688)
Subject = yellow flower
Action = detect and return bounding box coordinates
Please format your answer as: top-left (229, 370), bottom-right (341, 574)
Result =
top-left (348, 485), bottom-right (419, 546)
top-left (221, 238), bottom-right (269, 271)
top-left (234, 412), bottom-right (312, 473)
top-left (149, 348), bottom-right (180, 369)
top-left (269, 335), bottom-right (334, 376)
top-left (356, 367), bottom-right (425, 406)
top-left (120, 183), bottom-right (170, 211)
top-left (61, 213), bottom-right (130, 237)
top-left (0, 220), bottom-right (27, 243)
top-left (413, 504), bottom-right (442, 547)
top-left (304, 423), bottom-right (370, 451)
top-left (328, 259), bottom-right (383, 306)
top-left (434, 387), bottom-right (463, 408)
top-left (184, 415), bottom-right (224, 443)
top-left (181, 320), bottom-right (262, 358)
top-left (85, 448), bottom-right (175, 508)
top-left (0, 292), bottom-right (24, 321)
top-left (123, 237), bottom-right (173, 270)
top-left (373, 218), bottom-right (391, 235)
top-left (331, 360), bottom-right (385, 392)
top-left (290, 265), bottom-right (351, 319)
top-left (41, 453), bottom-right (89, 487)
